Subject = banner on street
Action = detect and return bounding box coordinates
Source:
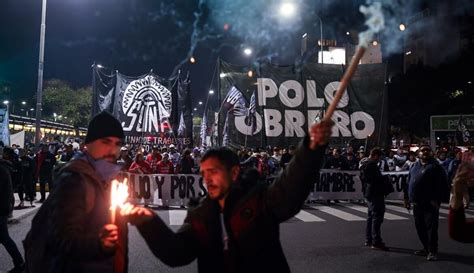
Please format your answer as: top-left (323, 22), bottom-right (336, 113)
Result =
top-left (120, 170), bottom-right (407, 206)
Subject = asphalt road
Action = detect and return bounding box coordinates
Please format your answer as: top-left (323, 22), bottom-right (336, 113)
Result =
top-left (1, 201), bottom-right (473, 273)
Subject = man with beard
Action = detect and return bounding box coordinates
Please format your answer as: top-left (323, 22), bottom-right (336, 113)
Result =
top-left (120, 120), bottom-right (333, 273)
top-left (404, 145), bottom-right (449, 261)
top-left (24, 112), bottom-right (126, 273)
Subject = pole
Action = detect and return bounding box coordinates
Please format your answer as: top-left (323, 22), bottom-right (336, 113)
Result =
top-left (91, 63), bottom-right (96, 116)
top-left (318, 15), bottom-right (323, 64)
top-left (35, 0), bottom-right (47, 148)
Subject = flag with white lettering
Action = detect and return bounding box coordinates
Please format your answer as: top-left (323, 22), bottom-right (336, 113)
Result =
top-left (218, 60), bottom-right (387, 148)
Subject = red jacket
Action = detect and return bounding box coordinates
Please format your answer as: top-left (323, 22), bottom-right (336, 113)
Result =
top-left (157, 161), bottom-right (174, 174)
top-left (146, 154), bottom-right (162, 173)
top-left (128, 160), bottom-right (153, 174)
top-left (448, 208), bottom-right (474, 243)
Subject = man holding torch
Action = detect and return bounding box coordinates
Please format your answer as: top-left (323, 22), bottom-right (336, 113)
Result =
top-left (120, 119), bottom-right (333, 273)
top-left (24, 111), bottom-right (127, 273)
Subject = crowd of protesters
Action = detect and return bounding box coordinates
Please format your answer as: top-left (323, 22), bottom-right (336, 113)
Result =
top-left (0, 138), bottom-right (472, 209)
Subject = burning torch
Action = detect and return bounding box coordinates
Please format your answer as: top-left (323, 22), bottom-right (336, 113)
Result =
top-left (322, 3), bottom-right (384, 122)
top-left (110, 178), bottom-right (129, 224)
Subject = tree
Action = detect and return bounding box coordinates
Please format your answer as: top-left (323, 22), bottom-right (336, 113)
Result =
top-left (42, 79), bottom-right (92, 127)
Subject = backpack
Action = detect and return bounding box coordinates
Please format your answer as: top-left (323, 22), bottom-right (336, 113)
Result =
top-left (23, 172), bottom-right (96, 273)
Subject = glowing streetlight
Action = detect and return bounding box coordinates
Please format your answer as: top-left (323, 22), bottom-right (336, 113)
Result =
top-left (219, 73), bottom-right (226, 78)
top-left (399, 23), bottom-right (406, 31)
top-left (243, 48), bottom-right (252, 56)
top-left (279, 2), bottom-right (296, 17)
top-left (96, 64), bottom-right (104, 69)
top-left (198, 101), bottom-right (203, 105)
top-left (209, 90), bottom-right (214, 94)
top-left (190, 57), bottom-right (196, 63)
top-left (193, 108), bottom-right (197, 111)
top-left (22, 101), bottom-right (26, 105)
top-left (372, 40), bottom-right (378, 46)
top-left (346, 31), bottom-right (350, 36)
top-left (247, 70), bottom-right (254, 78)
top-left (3, 100), bottom-right (9, 105)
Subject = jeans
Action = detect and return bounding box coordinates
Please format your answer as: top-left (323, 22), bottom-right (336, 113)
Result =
top-left (0, 215), bottom-right (24, 267)
top-left (413, 203), bottom-right (439, 253)
top-left (366, 196), bottom-right (385, 244)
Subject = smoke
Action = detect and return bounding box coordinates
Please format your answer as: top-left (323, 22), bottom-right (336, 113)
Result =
top-left (170, 0), bottom-right (341, 74)
top-left (358, 2), bottom-right (384, 48)
top-left (365, 0), bottom-right (474, 60)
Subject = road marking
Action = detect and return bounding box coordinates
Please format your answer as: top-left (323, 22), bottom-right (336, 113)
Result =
top-left (385, 205), bottom-right (445, 219)
top-left (343, 204), bottom-right (407, 220)
top-left (309, 205), bottom-right (365, 221)
top-left (295, 210), bottom-right (326, 222)
top-left (439, 207), bottom-right (474, 218)
top-left (169, 210), bottom-right (187, 226)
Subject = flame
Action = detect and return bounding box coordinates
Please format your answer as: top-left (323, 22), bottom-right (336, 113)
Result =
top-left (110, 178), bottom-right (129, 210)
top-left (358, 2), bottom-right (385, 48)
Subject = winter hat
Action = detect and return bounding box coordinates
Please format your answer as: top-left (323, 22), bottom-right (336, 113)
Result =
top-left (85, 111), bottom-right (125, 144)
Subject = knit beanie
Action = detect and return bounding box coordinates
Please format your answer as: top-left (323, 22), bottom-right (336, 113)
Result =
top-left (85, 111), bottom-right (125, 144)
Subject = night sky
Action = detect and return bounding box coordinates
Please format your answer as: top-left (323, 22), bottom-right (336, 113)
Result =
top-left (0, 0), bottom-right (469, 113)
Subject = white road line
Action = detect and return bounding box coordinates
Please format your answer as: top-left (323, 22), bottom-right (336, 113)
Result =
top-left (385, 205), bottom-right (446, 219)
top-left (309, 205), bottom-right (365, 221)
top-left (342, 204), bottom-right (407, 220)
top-left (439, 207), bottom-right (474, 218)
top-left (169, 210), bottom-right (187, 226)
top-left (295, 210), bottom-right (326, 222)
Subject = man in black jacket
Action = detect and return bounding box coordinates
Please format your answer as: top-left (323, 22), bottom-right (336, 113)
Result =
top-left (404, 145), bottom-right (449, 261)
top-left (35, 144), bottom-right (56, 202)
top-left (360, 148), bottom-right (388, 251)
top-left (25, 112), bottom-right (126, 273)
top-left (121, 120), bottom-right (333, 273)
top-left (1, 147), bottom-right (25, 273)
top-left (18, 148), bottom-right (36, 207)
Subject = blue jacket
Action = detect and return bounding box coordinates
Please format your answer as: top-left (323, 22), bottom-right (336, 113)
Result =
top-left (407, 159), bottom-right (448, 204)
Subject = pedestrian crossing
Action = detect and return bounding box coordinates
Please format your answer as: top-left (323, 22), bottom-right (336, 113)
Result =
top-left (155, 201), bottom-right (474, 226)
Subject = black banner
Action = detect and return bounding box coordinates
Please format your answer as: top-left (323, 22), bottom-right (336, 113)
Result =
top-left (92, 68), bottom-right (193, 149)
top-left (218, 60), bottom-right (387, 149)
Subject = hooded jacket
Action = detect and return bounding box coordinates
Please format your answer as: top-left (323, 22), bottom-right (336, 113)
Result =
top-left (26, 155), bottom-right (128, 273)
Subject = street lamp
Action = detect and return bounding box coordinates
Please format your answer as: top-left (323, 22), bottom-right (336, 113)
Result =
top-left (209, 90), bottom-right (214, 95)
top-left (35, 0), bottom-right (48, 148)
top-left (243, 48), bottom-right (252, 56)
top-left (21, 101), bottom-right (26, 106)
top-left (198, 101), bottom-right (203, 105)
top-left (316, 14), bottom-right (324, 64)
top-left (399, 23), bottom-right (406, 31)
top-left (190, 57), bottom-right (196, 63)
top-left (279, 2), bottom-right (296, 18)
top-left (3, 100), bottom-right (9, 106)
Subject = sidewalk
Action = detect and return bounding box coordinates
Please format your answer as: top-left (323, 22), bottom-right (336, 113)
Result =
top-left (7, 193), bottom-right (47, 224)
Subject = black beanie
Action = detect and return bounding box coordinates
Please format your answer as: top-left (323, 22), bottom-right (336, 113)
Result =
top-left (85, 111), bottom-right (125, 144)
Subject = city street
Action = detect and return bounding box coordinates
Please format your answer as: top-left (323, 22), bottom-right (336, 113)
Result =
top-left (2, 201), bottom-right (473, 273)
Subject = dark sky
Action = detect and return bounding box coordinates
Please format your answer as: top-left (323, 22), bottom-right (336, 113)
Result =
top-left (1, 0), bottom-right (461, 112)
